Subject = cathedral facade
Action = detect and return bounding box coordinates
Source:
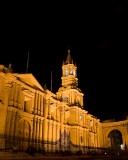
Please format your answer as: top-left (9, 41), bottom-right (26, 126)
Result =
top-left (0, 50), bottom-right (128, 153)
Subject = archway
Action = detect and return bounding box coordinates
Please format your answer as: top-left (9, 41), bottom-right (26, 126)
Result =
top-left (18, 120), bottom-right (31, 151)
top-left (108, 129), bottom-right (123, 149)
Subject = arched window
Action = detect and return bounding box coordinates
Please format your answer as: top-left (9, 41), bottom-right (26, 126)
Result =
top-left (66, 68), bottom-right (68, 76)
top-left (73, 70), bottom-right (76, 76)
top-left (70, 68), bottom-right (73, 74)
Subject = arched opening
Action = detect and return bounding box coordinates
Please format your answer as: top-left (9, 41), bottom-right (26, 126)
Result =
top-left (18, 120), bottom-right (31, 151)
top-left (108, 129), bottom-right (123, 149)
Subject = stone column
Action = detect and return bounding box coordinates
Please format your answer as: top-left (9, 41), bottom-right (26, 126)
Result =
top-left (5, 110), bottom-right (11, 137)
top-left (64, 106), bottom-right (66, 124)
top-left (75, 127), bottom-right (77, 148)
top-left (85, 129), bottom-right (87, 147)
top-left (52, 122), bottom-right (55, 152)
top-left (65, 126), bottom-right (67, 150)
top-left (11, 111), bottom-right (16, 138)
top-left (40, 95), bottom-right (43, 116)
top-left (43, 119), bottom-right (48, 152)
top-left (47, 121), bottom-right (50, 152)
top-left (37, 119), bottom-right (40, 149)
top-left (42, 96), bottom-right (45, 117)
top-left (53, 121), bottom-right (56, 141)
top-left (95, 134), bottom-right (97, 148)
top-left (14, 84), bottom-right (18, 107)
top-left (56, 123), bottom-right (60, 151)
top-left (35, 118), bottom-right (38, 148)
top-left (49, 121), bottom-right (53, 151)
top-left (18, 86), bottom-right (22, 109)
top-left (44, 99), bottom-right (48, 119)
top-left (60, 108), bottom-right (64, 151)
top-left (8, 83), bottom-right (15, 106)
top-left (38, 119), bottom-right (41, 142)
top-left (34, 92), bottom-right (38, 114)
top-left (86, 130), bottom-right (88, 147)
top-left (87, 130), bottom-right (90, 147)
top-left (2, 81), bottom-right (12, 149)
top-left (55, 124), bottom-right (58, 151)
top-left (32, 117), bottom-right (36, 146)
top-left (13, 112), bottom-right (18, 138)
top-left (37, 94), bottom-right (40, 115)
top-left (42, 98), bottom-right (49, 152)
top-left (9, 111), bottom-right (14, 138)
top-left (20, 91), bottom-right (24, 110)
top-left (83, 129), bottom-right (85, 147)
top-left (48, 99), bottom-right (51, 119)
top-left (41, 120), bottom-right (44, 148)
top-left (60, 110), bottom-right (64, 125)
top-left (39, 120), bottom-right (43, 142)
top-left (78, 128), bottom-right (80, 150)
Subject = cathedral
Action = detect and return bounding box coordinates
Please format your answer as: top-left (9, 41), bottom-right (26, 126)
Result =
top-left (0, 50), bottom-right (128, 154)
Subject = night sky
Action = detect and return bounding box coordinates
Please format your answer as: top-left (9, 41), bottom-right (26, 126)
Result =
top-left (1, 1), bottom-right (128, 121)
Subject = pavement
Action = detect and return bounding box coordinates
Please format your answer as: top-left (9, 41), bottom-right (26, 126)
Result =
top-left (0, 151), bottom-right (128, 160)
top-left (0, 151), bottom-right (87, 160)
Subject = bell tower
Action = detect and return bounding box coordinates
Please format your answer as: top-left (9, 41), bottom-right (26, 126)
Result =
top-left (56, 49), bottom-right (84, 108)
top-left (61, 49), bottom-right (78, 88)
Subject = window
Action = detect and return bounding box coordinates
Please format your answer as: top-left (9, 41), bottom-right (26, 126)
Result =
top-left (70, 68), bottom-right (73, 74)
top-left (73, 70), bottom-right (76, 76)
top-left (80, 113), bottom-right (83, 120)
top-left (66, 68), bottom-right (68, 76)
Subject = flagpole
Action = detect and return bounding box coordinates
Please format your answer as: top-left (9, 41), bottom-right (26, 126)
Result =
top-left (51, 70), bottom-right (52, 91)
top-left (26, 51), bottom-right (29, 73)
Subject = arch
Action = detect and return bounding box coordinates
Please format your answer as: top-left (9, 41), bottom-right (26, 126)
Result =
top-left (18, 119), bottom-right (31, 151)
top-left (18, 117), bottom-right (32, 131)
top-left (108, 129), bottom-right (123, 149)
top-left (103, 123), bottom-right (127, 149)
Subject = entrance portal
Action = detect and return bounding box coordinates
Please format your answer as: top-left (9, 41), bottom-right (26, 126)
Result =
top-left (18, 120), bottom-right (30, 151)
top-left (108, 129), bottom-right (122, 149)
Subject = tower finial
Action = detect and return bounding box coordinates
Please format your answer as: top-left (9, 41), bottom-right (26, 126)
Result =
top-left (68, 49), bottom-right (70, 54)
top-left (65, 49), bottom-right (72, 64)
top-left (7, 64), bottom-right (13, 73)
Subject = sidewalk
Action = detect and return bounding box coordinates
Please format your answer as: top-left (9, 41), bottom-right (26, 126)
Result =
top-left (1, 151), bottom-right (128, 160)
top-left (0, 151), bottom-right (89, 160)
top-left (0, 151), bottom-right (82, 160)
top-left (0, 151), bottom-right (35, 159)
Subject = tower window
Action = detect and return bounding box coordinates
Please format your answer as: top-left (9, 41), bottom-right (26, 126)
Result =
top-left (70, 69), bottom-right (73, 74)
top-left (73, 70), bottom-right (76, 76)
top-left (80, 113), bottom-right (83, 120)
top-left (66, 68), bottom-right (68, 76)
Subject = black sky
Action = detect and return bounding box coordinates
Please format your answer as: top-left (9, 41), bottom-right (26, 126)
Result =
top-left (1, 1), bottom-right (128, 121)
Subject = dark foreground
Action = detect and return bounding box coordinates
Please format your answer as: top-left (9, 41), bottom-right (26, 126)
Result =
top-left (0, 151), bottom-right (128, 160)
